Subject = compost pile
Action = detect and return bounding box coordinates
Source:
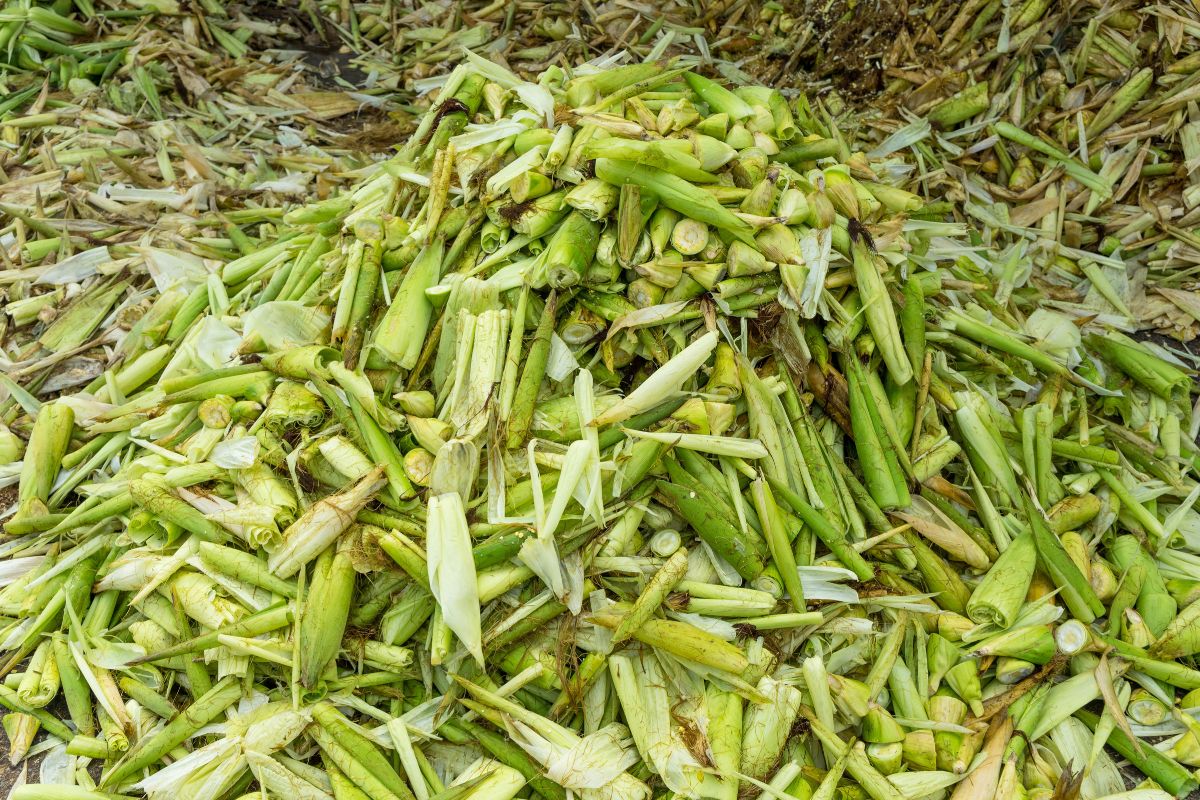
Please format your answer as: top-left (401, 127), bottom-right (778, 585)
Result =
top-left (5, 2), bottom-right (1200, 800)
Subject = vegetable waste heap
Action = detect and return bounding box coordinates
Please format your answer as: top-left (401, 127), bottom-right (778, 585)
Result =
top-left (5, 49), bottom-right (1200, 800)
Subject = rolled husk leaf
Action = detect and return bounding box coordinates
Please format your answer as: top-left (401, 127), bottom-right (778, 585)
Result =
top-left (965, 531), bottom-right (1036, 629)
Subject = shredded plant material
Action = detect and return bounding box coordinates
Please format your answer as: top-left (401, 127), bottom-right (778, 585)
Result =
top-left (5, 3), bottom-right (1200, 800)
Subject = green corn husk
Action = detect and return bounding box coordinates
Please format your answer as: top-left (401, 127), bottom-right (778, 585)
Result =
top-left (261, 381), bottom-right (326, 433)
top-left (750, 478), bottom-right (805, 612)
top-left (594, 159), bottom-right (756, 245)
top-left (129, 476), bottom-right (229, 543)
top-left (610, 547), bottom-right (689, 645)
top-left (701, 684), bottom-right (743, 800)
top-left (1111, 535), bottom-right (1176, 637)
top-left (740, 677), bottom-right (802, 780)
top-left (927, 82), bottom-right (989, 128)
top-left (317, 702), bottom-right (418, 799)
top-left (298, 539), bottom-right (357, 688)
top-left (537, 211), bottom-right (600, 289)
top-left (969, 624), bottom-right (1058, 664)
top-left (927, 634), bottom-right (963, 692)
top-left (903, 531), bottom-right (971, 614)
top-left (1088, 332), bottom-right (1191, 399)
top-left (684, 72), bottom-right (754, 120)
top-left (655, 480), bottom-right (768, 580)
top-left (944, 661), bottom-right (984, 716)
top-left (803, 710), bottom-right (907, 800)
top-left (592, 609), bottom-right (749, 675)
top-left (965, 531), bottom-right (1036, 629)
top-left (848, 222), bottom-right (911, 386)
top-left (847, 358), bottom-right (909, 510)
top-left (372, 239), bottom-right (445, 369)
top-left (268, 467), bottom-right (387, 577)
top-left (13, 401), bottom-right (74, 522)
top-left (1025, 494), bottom-right (1105, 624)
top-left (1152, 598), bottom-right (1200, 659)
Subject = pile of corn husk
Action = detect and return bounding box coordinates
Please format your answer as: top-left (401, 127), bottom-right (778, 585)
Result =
top-left (302, 0), bottom-right (1200, 345)
top-left (324, 0), bottom-right (1200, 344)
top-left (0, 3), bottom-right (409, 198)
top-left (0, 0), bottom-right (412, 400)
top-left (5, 4), bottom-right (1200, 800)
top-left (857, 0), bottom-right (1200, 344)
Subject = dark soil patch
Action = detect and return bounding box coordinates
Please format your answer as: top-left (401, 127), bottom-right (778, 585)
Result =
top-left (713, 0), bottom-right (922, 98)
top-left (0, 744), bottom-right (40, 798)
top-left (229, 0), bottom-right (375, 89)
top-left (328, 109), bottom-right (409, 149)
top-left (0, 485), bottom-right (17, 514)
top-left (231, 0), bottom-right (341, 52)
top-left (786, 0), bottom-right (911, 96)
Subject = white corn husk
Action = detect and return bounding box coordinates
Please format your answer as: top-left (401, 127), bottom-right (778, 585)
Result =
top-left (447, 758), bottom-right (527, 800)
top-left (520, 438), bottom-right (592, 612)
top-left (591, 331), bottom-right (719, 428)
top-left (461, 678), bottom-right (651, 800)
top-left (739, 675), bottom-right (802, 780)
top-left (888, 770), bottom-right (963, 799)
top-left (267, 467), bottom-right (385, 578)
top-left (1047, 717), bottom-right (1124, 800)
top-left (427, 491), bottom-right (484, 665)
top-left (619, 429), bottom-right (769, 459)
top-left (609, 652), bottom-right (705, 797)
top-left (505, 719), bottom-right (639, 790)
